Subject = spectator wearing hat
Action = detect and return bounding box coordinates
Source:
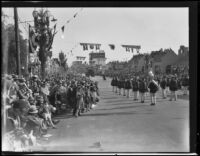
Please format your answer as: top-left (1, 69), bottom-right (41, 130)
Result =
top-left (74, 86), bottom-right (84, 117)
top-left (160, 76), bottom-right (167, 99)
top-left (25, 105), bottom-right (47, 138)
top-left (169, 76), bottom-right (178, 101)
top-left (84, 86), bottom-right (91, 111)
top-left (90, 83), bottom-right (97, 104)
top-left (7, 99), bottom-right (30, 131)
top-left (40, 101), bottom-right (57, 128)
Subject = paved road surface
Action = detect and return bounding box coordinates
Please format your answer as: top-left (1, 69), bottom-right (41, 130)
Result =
top-left (33, 76), bottom-right (189, 153)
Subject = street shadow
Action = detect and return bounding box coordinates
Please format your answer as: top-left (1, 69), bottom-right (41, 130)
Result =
top-left (96, 104), bottom-right (149, 111)
top-left (101, 97), bottom-right (120, 100)
top-left (81, 111), bottom-right (153, 117)
top-left (105, 99), bottom-right (133, 103)
top-left (53, 110), bottom-right (74, 120)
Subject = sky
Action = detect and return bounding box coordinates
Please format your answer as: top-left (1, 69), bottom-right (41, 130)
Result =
top-left (2, 7), bottom-right (189, 66)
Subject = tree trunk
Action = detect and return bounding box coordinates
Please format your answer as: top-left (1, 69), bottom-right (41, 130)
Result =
top-left (39, 44), bottom-right (46, 80)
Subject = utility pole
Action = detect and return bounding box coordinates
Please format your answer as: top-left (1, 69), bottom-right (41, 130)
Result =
top-left (14, 7), bottom-right (21, 76)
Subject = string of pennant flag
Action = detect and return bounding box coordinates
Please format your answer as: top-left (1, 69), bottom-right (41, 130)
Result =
top-left (59, 8), bottom-right (83, 37)
top-left (79, 43), bottom-right (141, 53)
top-left (65, 42), bottom-right (141, 57)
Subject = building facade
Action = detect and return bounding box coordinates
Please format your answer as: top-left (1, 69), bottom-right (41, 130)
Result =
top-left (89, 50), bottom-right (106, 66)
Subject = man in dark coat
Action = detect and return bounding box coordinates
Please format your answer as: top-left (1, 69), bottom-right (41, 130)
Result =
top-left (169, 76), bottom-right (178, 101)
top-left (125, 77), bottom-right (132, 98)
top-left (160, 76), bottom-right (167, 99)
top-left (75, 85), bottom-right (84, 117)
top-left (139, 77), bottom-right (147, 103)
top-left (70, 84), bottom-right (77, 117)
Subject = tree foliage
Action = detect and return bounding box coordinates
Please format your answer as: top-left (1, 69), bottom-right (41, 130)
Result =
top-left (2, 19), bottom-right (28, 75)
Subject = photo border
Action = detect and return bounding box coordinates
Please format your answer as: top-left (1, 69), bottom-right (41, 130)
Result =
top-left (1, 1), bottom-right (198, 155)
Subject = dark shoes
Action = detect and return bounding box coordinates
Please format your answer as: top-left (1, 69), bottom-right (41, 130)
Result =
top-left (150, 103), bottom-right (155, 106)
top-left (53, 119), bottom-right (60, 125)
top-left (141, 101), bottom-right (144, 103)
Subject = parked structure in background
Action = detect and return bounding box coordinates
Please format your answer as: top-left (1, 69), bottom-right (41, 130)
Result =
top-left (105, 46), bottom-right (189, 75)
top-left (89, 50), bottom-right (106, 66)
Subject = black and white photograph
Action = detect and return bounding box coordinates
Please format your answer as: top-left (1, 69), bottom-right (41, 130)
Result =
top-left (1, 1), bottom-right (198, 155)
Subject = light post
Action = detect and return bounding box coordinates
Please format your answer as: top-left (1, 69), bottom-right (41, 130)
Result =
top-left (32, 8), bottom-right (56, 79)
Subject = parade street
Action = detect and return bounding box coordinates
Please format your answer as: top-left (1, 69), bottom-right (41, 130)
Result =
top-left (33, 76), bottom-right (189, 152)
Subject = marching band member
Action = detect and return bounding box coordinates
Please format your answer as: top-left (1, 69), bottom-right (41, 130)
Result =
top-left (160, 76), bottom-right (167, 99)
top-left (132, 76), bottom-right (139, 101)
top-left (148, 71), bottom-right (159, 106)
top-left (139, 77), bottom-right (147, 103)
top-left (125, 77), bottom-right (132, 98)
top-left (169, 75), bottom-right (178, 101)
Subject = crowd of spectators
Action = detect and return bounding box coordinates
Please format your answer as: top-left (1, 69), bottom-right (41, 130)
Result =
top-left (2, 73), bottom-right (100, 151)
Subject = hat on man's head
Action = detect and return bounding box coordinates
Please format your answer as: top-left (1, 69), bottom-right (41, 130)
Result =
top-left (36, 95), bottom-right (43, 101)
top-left (12, 74), bottom-right (18, 79)
top-left (148, 71), bottom-right (154, 78)
top-left (13, 99), bottom-right (30, 110)
top-left (28, 105), bottom-right (38, 114)
top-left (18, 78), bottom-right (26, 83)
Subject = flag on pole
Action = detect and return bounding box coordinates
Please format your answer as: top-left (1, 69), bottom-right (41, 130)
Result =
top-left (109, 44), bottom-right (115, 50)
top-left (74, 13), bottom-right (78, 18)
top-left (54, 24), bottom-right (57, 30)
top-left (96, 44), bottom-right (100, 50)
top-left (131, 48), bottom-right (134, 53)
top-left (61, 26), bottom-right (65, 39)
top-left (90, 44), bottom-right (94, 49)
